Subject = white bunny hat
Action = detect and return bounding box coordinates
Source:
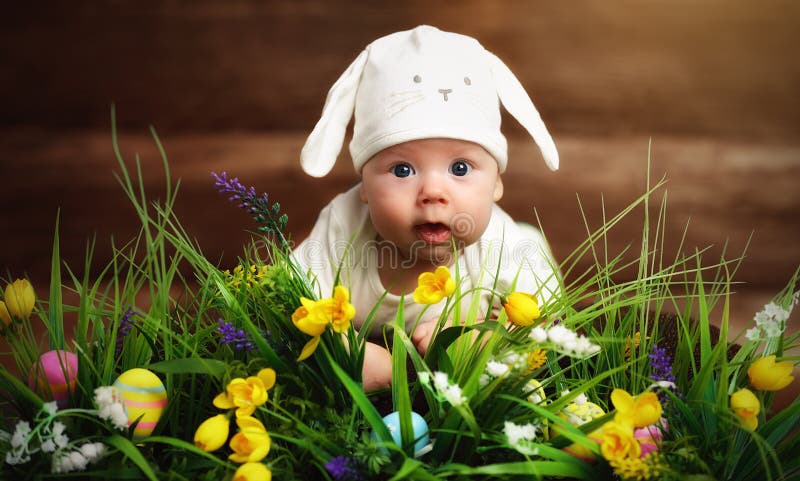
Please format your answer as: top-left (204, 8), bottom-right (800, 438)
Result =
top-left (301, 25), bottom-right (559, 177)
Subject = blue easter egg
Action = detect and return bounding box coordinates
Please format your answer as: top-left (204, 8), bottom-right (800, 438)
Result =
top-left (375, 411), bottom-right (430, 454)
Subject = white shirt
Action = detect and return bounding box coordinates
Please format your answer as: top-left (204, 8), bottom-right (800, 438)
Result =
top-left (293, 185), bottom-right (559, 339)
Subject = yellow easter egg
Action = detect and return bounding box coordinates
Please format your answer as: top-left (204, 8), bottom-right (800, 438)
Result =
top-left (557, 399), bottom-right (605, 463)
top-left (113, 368), bottom-right (167, 439)
top-left (560, 400), bottom-right (605, 426)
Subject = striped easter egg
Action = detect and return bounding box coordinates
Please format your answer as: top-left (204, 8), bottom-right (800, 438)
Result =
top-left (29, 350), bottom-right (78, 409)
top-left (113, 368), bottom-right (168, 440)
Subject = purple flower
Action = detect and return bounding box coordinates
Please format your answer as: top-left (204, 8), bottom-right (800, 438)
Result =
top-left (324, 456), bottom-right (363, 481)
top-left (211, 171), bottom-right (266, 216)
top-left (115, 306), bottom-right (137, 355)
top-left (216, 319), bottom-right (255, 351)
top-left (649, 344), bottom-right (675, 384)
top-left (649, 344), bottom-right (678, 403)
top-left (211, 172), bottom-right (289, 245)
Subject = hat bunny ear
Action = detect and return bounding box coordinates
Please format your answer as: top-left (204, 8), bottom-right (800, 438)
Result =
top-left (301, 49), bottom-right (369, 177)
top-left (488, 52), bottom-right (559, 171)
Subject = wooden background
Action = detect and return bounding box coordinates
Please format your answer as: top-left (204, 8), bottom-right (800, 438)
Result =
top-left (1, 2), bottom-right (798, 347)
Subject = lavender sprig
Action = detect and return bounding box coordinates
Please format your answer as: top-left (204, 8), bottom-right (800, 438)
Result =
top-left (324, 455), bottom-right (364, 481)
top-left (216, 319), bottom-right (255, 351)
top-left (211, 172), bottom-right (290, 248)
top-left (649, 344), bottom-right (679, 404)
top-left (115, 306), bottom-right (137, 355)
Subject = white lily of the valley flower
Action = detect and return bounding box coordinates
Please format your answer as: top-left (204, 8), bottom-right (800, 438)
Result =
top-left (10, 421), bottom-right (31, 448)
top-left (95, 386), bottom-right (128, 430)
top-left (427, 371), bottom-right (468, 406)
top-left (529, 326), bottom-right (547, 343)
top-left (79, 442), bottom-right (107, 462)
top-left (42, 402), bottom-right (58, 415)
top-left (486, 360), bottom-right (510, 378)
top-left (51, 422), bottom-right (69, 448)
top-left (504, 421), bottom-right (539, 455)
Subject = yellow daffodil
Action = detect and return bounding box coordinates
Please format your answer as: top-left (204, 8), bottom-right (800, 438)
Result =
top-left (326, 285), bottom-right (356, 333)
top-left (233, 462), bottom-right (272, 481)
top-left (0, 301), bottom-right (11, 328)
top-left (748, 355), bottom-right (795, 391)
top-left (297, 336), bottom-right (321, 362)
top-left (291, 298), bottom-right (328, 337)
top-left (193, 414), bottom-right (230, 452)
top-left (600, 421), bottom-right (640, 462)
top-left (291, 286), bottom-right (356, 361)
top-left (611, 389), bottom-right (662, 429)
top-left (413, 266), bottom-right (455, 304)
top-left (731, 388), bottom-right (760, 430)
top-left (214, 368), bottom-right (276, 418)
top-left (229, 416), bottom-right (271, 463)
top-left (503, 292), bottom-right (541, 326)
top-left (4, 279), bottom-right (35, 319)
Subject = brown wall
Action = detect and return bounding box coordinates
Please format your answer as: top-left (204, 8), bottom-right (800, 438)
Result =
top-left (3, 1), bottom-right (799, 138)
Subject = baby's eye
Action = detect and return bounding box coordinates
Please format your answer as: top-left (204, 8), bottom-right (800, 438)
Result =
top-left (392, 163), bottom-right (415, 178)
top-left (450, 160), bottom-right (471, 177)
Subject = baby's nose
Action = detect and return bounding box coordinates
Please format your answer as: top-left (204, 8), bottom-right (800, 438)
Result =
top-left (438, 88), bottom-right (453, 101)
top-left (419, 175), bottom-right (449, 205)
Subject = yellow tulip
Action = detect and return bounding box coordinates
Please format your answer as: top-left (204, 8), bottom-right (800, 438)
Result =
top-left (0, 301), bottom-right (11, 328)
top-left (599, 421), bottom-right (640, 462)
top-left (413, 266), bottom-right (456, 304)
top-left (4, 279), bottom-right (35, 319)
top-left (748, 355), bottom-right (795, 391)
top-left (193, 414), bottom-right (230, 452)
top-left (611, 389), bottom-right (662, 429)
top-left (731, 388), bottom-right (760, 430)
top-left (229, 416), bottom-right (271, 463)
top-left (233, 462), bottom-right (272, 481)
top-left (213, 371), bottom-right (274, 418)
top-left (503, 292), bottom-right (541, 327)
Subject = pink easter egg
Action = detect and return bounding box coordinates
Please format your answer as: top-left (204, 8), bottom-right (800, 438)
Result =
top-left (29, 350), bottom-right (78, 408)
top-left (634, 419), bottom-right (667, 457)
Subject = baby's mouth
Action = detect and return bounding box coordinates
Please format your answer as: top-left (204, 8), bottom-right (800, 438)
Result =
top-left (414, 223), bottom-right (451, 244)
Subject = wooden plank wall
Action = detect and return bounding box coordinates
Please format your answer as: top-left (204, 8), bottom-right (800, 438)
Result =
top-left (1, 1), bottom-right (799, 334)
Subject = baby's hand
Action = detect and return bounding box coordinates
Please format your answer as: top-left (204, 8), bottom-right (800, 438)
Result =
top-left (412, 317), bottom-right (489, 355)
top-left (412, 318), bottom-right (451, 355)
top-left (362, 341), bottom-right (393, 391)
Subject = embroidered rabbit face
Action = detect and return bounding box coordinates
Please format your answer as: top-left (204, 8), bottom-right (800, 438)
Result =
top-left (373, 44), bottom-right (498, 122)
top-left (301, 25), bottom-right (558, 178)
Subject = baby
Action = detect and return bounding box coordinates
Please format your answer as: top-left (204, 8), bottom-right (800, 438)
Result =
top-left (294, 25), bottom-right (561, 390)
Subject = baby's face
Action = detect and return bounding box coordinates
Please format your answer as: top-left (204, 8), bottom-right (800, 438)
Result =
top-left (359, 138), bottom-right (503, 264)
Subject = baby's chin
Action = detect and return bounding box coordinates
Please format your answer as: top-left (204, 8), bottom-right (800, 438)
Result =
top-left (373, 234), bottom-right (482, 267)
top-left (399, 239), bottom-right (469, 266)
